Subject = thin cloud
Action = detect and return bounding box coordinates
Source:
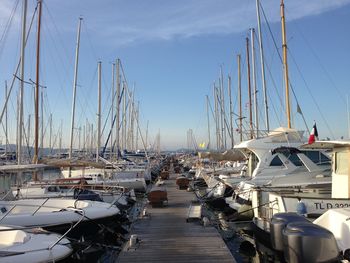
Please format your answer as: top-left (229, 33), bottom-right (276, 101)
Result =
top-left (92, 0), bottom-right (350, 46)
top-left (1, 0), bottom-right (350, 46)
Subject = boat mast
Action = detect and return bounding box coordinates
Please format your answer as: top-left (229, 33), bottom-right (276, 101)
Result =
top-left (110, 62), bottom-right (115, 157)
top-left (135, 101), bottom-right (139, 150)
top-left (206, 95), bottom-right (211, 150)
top-left (69, 17), bottom-right (82, 160)
top-left (18, 0), bottom-right (27, 165)
top-left (281, 0), bottom-right (291, 128)
top-left (5, 82), bottom-right (8, 155)
top-left (27, 114), bottom-right (31, 155)
top-left (220, 66), bottom-right (226, 149)
top-left (246, 37), bottom-right (253, 139)
top-left (33, 0), bottom-right (42, 164)
top-left (123, 82), bottom-right (127, 151)
top-left (40, 87), bottom-right (44, 152)
top-left (213, 84), bottom-right (220, 150)
top-left (250, 28), bottom-right (259, 138)
top-left (228, 75), bottom-right (234, 149)
top-left (145, 120), bottom-right (149, 151)
top-left (96, 61), bottom-right (101, 162)
top-left (348, 95), bottom-right (350, 139)
top-left (49, 113), bottom-right (52, 153)
top-left (59, 119), bottom-right (62, 154)
top-left (237, 54), bottom-right (242, 142)
top-left (256, 0), bottom-right (269, 132)
top-left (116, 58), bottom-right (120, 158)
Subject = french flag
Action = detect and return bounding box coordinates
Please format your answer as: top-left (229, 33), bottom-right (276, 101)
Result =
top-left (308, 123), bottom-right (319, 144)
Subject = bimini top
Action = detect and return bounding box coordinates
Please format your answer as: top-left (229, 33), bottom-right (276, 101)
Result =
top-left (235, 127), bottom-right (305, 151)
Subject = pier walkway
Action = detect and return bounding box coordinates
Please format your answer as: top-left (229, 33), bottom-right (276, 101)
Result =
top-left (116, 172), bottom-right (235, 263)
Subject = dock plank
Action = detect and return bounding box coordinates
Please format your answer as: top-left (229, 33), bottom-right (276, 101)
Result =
top-left (116, 171), bottom-right (235, 263)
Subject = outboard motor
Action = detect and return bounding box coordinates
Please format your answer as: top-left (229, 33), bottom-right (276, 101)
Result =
top-left (270, 213), bottom-right (309, 251)
top-left (283, 222), bottom-right (339, 263)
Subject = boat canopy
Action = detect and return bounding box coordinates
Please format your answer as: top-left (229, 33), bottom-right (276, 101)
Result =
top-left (235, 127), bottom-right (305, 151)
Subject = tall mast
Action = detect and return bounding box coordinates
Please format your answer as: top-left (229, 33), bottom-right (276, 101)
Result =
top-left (256, 0), bottom-right (269, 132)
top-left (228, 75), bottom-right (234, 149)
top-left (348, 95), bottom-right (350, 139)
top-left (40, 87), bottom-right (44, 153)
top-left (59, 119), bottom-right (62, 154)
top-left (122, 81), bottom-right (127, 150)
top-left (281, 0), bottom-right (291, 128)
top-left (27, 114), bottom-right (31, 154)
top-left (206, 95), bottom-right (211, 150)
top-left (116, 58), bottom-right (120, 158)
top-left (135, 101), bottom-right (139, 150)
top-left (78, 126), bottom-right (81, 151)
top-left (33, 0), bottom-right (42, 164)
top-left (246, 37), bottom-right (253, 139)
top-left (237, 54), bottom-right (242, 142)
top-left (250, 28), bottom-right (259, 137)
top-left (96, 61), bottom-right (101, 162)
top-left (145, 120), bottom-right (149, 151)
top-left (90, 124), bottom-right (93, 153)
top-left (213, 84), bottom-right (220, 150)
top-left (110, 62), bottom-right (115, 156)
top-left (49, 113), bottom-right (52, 153)
top-left (18, 0), bottom-right (27, 165)
top-left (69, 17), bottom-right (82, 159)
top-left (220, 66), bottom-right (226, 149)
top-left (4, 83), bottom-right (8, 154)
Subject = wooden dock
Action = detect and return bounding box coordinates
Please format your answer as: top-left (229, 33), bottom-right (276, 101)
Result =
top-left (116, 172), bottom-right (235, 263)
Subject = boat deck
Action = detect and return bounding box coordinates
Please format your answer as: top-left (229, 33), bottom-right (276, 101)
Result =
top-left (116, 172), bottom-right (235, 263)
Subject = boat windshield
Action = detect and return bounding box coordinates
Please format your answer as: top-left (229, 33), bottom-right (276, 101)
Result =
top-left (300, 150), bottom-right (330, 165)
top-left (279, 150), bottom-right (330, 166)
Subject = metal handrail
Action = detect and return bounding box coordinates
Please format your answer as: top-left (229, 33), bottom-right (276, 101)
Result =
top-left (0, 205), bottom-right (17, 223)
top-left (49, 207), bottom-right (86, 250)
top-left (0, 190), bottom-right (14, 201)
top-left (31, 198), bottom-right (50, 216)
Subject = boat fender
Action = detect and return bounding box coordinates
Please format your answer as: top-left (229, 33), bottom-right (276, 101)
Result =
top-left (296, 199), bottom-right (307, 216)
top-left (202, 217), bottom-right (210, 227)
top-left (0, 207), bottom-right (6, 213)
top-left (129, 234), bottom-right (139, 248)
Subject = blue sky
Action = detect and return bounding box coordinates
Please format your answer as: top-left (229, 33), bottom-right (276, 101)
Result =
top-left (0, 0), bottom-right (350, 150)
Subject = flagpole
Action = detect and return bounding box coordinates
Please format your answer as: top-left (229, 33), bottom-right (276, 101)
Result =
top-left (347, 95), bottom-right (350, 139)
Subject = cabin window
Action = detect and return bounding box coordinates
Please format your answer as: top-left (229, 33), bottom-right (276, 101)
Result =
top-left (48, 186), bottom-right (58, 192)
top-left (270, 156), bottom-right (284, 166)
top-left (335, 152), bottom-right (349, 175)
top-left (301, 150), bottom-right (331, 165)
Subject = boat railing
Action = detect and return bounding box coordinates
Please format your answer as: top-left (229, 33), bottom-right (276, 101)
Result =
top-left (109, 192), bottom-right (126, 208)
top-left (0, 205), bottom-right (17, 223)
top-left (0, 190), bottom-right (15, 201)
top-left (0, 199), bottom-right (85, 219)
top-left (31, 198), bottom-right (50, 216)
top-left (49, 207), bottom-right (85, 250)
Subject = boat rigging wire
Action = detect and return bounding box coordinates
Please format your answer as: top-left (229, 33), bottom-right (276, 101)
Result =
top-left (288, 48), bottom-right (334, 138)
top-left (0, 0), bottom-right (20, 60)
